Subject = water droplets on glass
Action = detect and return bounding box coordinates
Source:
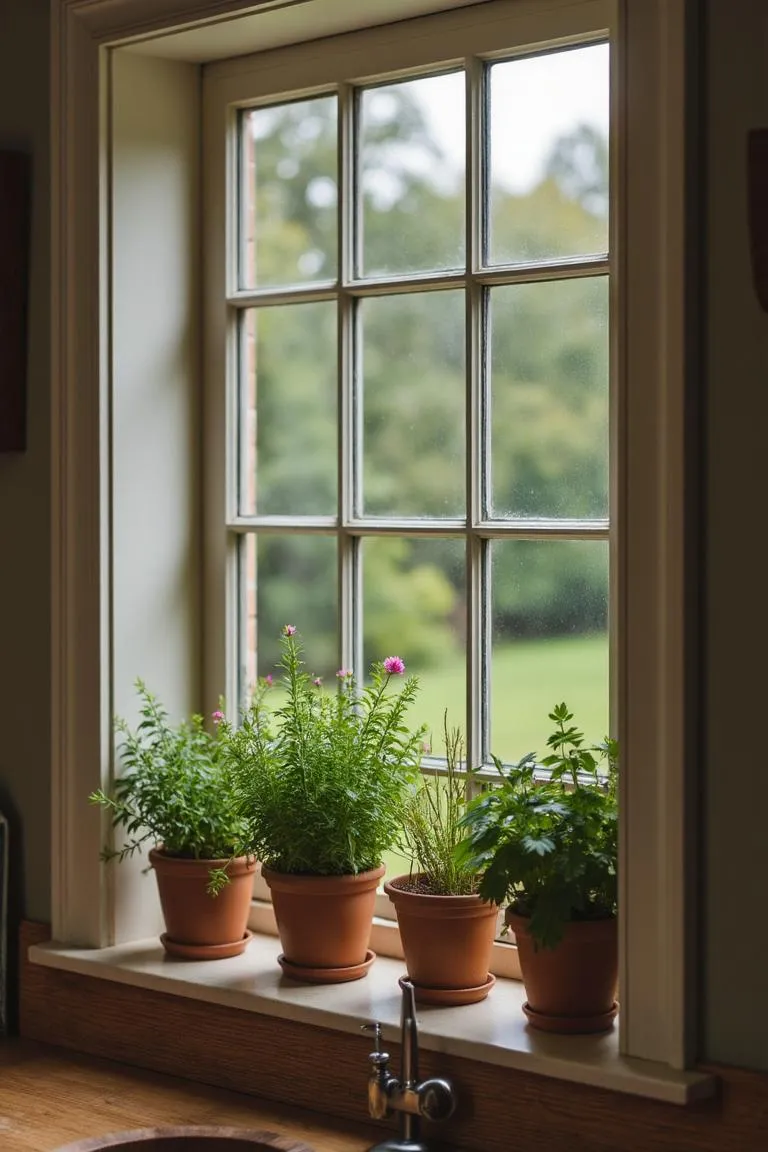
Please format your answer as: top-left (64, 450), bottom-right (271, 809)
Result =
top-left (359, 72), bottom-right (465, 277)
top-left (488, 43), bottom-right (609, 266)
top-left (241, 96), bottom-right (338, 288)
top-left (240, 303), bottom-right (337, 516)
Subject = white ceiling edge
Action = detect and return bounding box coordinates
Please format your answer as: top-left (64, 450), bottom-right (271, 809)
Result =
top-left (121, 0), bottom-right (494, 63)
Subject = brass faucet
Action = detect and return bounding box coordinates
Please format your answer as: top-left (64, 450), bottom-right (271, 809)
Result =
top-left (362, 978), bottom-right (456, 1152)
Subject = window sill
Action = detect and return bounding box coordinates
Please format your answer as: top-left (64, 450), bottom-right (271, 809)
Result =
top-left (29, 934), bottom-right (713, 1106)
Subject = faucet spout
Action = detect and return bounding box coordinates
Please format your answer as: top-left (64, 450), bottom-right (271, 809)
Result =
top-left (399, 978), bottom-right (419, 1089)
top-left (363, 977), bottom-right (457, 1152)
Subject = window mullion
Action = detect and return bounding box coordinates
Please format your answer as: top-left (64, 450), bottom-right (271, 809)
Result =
top-left (466, 56), bottom-right (485, 779)
top-left (338, 81), bottom-right (358, 674)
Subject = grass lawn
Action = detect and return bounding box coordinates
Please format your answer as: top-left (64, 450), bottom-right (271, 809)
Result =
top-left (262, 633), bottom-right (610, 762)
top-left (382, 633), bottom-right (609, 880)
top-left (411, 633), bottom-right (609, 762)
top-left (259, 633), bottom-right (610, 881)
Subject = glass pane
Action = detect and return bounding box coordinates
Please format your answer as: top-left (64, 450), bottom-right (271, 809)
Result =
top-left (488, 44), bottom-right (609, 266)
top-left (240, 534), bottom-right (338, 701)
top-left (240, 96), bottom-right (337, 288)
top-left (359, 73), bottom-right (465, 277)
top-left (489, 277), bottom-right (609, 519)
top-left (360, 291), bottom-right (465, 517)
top-left (489, 540), bottom-right (609, 765)
top-left (361, 536), bottom-right (466, 749)
top-left (240, 303), bottom-right (337, 516)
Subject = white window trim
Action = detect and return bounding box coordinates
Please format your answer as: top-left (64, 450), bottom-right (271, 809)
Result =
top-left (203, 0), bottom-right (613, 969)
top-left (201, 0), bottom-right (614, 773)
top-left (51, 0), bottom-right (695, 1072)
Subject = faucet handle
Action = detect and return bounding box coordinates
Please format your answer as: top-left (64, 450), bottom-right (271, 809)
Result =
top-left (361, 1021), bottom-right (390, 1066)
top-left (362, 1022), bottom-right (394, 1122)
top-left (417, 1077), bottom-right (456, 1123)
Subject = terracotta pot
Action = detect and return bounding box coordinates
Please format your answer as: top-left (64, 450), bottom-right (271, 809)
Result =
top-left (149, 848), bottom-right (256, 960)
top-left (385, 875), bottom-right (498, 1005)
top-left (262, 865), bottom-right (384, 982)
top-left (506, 909), bottom-right (618, 1034)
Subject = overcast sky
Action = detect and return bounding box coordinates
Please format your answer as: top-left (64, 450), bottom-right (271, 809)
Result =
top-left (404, 42), bottom-right (609, 193)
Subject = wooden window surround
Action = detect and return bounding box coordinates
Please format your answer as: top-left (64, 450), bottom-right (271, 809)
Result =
top-left (48, 0), bottom-right (699, 1095)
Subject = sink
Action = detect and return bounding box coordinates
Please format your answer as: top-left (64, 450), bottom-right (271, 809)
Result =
top-left (55, 1129), bottom-right (316, 1152)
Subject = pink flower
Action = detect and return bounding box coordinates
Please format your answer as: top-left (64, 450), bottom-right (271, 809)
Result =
top-left (383, 656), bottom-right (406, 676)
top-left (336, 668), bottom-right (352, 679)
top-left (313, 677), bottom-right (323, 687)
top-left (264, 674), bottom-right (273, 687)
top-left (422, 742), bottom-right (431, 754)
top-left (211, 710), bottom-right (225, 725)
top-left (283, 624), bottom-right (297, 636)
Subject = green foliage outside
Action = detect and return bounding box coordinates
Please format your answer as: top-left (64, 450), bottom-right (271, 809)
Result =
top-left (244, 76), bottom-right (611, 687)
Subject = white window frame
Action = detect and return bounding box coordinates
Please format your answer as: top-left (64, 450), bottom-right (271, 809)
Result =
top-left (51, 0), bottom-right (695, 1072)
top-left (202, 0), bottom-right (614, 961)
top-left (203, 15), bottom-right (612, 769)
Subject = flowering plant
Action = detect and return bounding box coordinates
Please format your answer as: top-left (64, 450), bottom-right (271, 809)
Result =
top-left (223, 627), bottom-right (426, 875)
top-left (89, 681), bottom-right (251, 891)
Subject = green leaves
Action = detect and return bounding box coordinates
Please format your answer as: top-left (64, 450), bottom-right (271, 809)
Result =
top-left (91, 682), bottom-right (251, 886)
top-left (458, 703), bottom-right (617, 950)
top-left (224, 628), bottom-right (426, 876)
top-left (397, 714), bottom-right (478, 896)
top-left (522, 834), bottom-right (555, 857)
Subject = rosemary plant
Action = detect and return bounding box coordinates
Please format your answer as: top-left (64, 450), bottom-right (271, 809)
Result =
top-left (223, 626), bottom-right (426, 876)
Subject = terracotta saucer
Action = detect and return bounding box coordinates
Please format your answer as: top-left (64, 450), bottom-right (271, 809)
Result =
top-left (160, 930), bottom-right (253, 961)
top-left (278, 948), bottom-right (376, 983)
top-left (522, 999), bottom-right (619, 1034)
top-left (401, 972), bottom-right (496, 1006)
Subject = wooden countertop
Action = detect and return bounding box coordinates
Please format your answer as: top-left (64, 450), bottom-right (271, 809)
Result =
top-left (0, 1040), bottom-right (377, 1152)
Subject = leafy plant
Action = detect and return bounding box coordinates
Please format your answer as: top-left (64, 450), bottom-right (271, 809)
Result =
top-left (397, 713), bottom-right (479, 896)
top-left (89, 681), bottom-right (250, 893)
top-left (223, 626), bottom-right (426, 875)
top-left (457, 703), bottom-right (618, 949)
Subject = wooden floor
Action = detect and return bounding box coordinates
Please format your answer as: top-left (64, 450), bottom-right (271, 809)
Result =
top-left (0, 1039), bottom-right (377, 1152)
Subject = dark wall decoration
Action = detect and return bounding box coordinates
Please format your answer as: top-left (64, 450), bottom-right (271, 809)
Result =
top-left (748, 128), bottom-right (768, 314)
top-left (0, 149), bottom-right (31, 451)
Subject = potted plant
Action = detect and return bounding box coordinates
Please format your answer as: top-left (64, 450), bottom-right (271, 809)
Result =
top-left (384, 716), bottom-right (498, 1006)
top-left (90, 681), bottom-right (256, 960)
top-left (458, 702), bottom-right (618, 1034)
top-left (223, 625), bottom-right (425, 984)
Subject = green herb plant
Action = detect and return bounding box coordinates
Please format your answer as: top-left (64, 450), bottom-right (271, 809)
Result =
top-left (223, 626), bottom-right (426, 876)
top-left (89, 680), bottom-right (250, 894)
top-left (398, 713), bottom-right (479, 896)
top-left (457, 702), bottom-right (618, 949)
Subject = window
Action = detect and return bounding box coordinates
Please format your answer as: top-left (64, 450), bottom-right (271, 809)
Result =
top-left (211, 20), bottom-right (614, 827)
top-left (199, 6), bottom-right (618, 965)
top-left (51, 0), bottom-right (693, 1073)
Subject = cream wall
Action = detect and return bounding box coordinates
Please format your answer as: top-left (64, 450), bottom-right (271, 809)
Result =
top-left (0, 0), bottom-right (51, 925)
top-left (110, 51), bottom-right (203, 943)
